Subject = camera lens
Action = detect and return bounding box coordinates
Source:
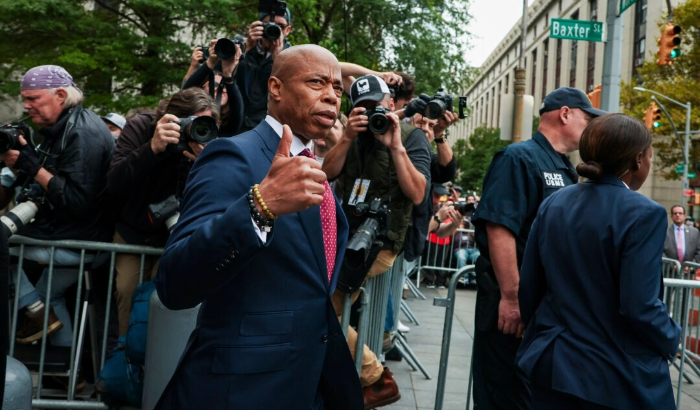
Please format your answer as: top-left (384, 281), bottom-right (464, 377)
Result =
top-left (214, 38), bottom-right (237, 60)
top-left (188, 116), bottom-right (218, 144)
top-left (0, 128), bottom-right (18, 154)
top-left (426, 100), bottom-right (446, 120)
top-left (263, 23), bottom-right (281, 40)
top-left (367, 110), bottom-right (390, 134)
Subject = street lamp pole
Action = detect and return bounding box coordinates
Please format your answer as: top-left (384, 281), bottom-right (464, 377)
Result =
top-left (634, 86), bottom-right (691, 206)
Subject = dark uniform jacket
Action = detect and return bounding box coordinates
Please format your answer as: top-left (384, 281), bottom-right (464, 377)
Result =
top-left (106, 113), bottom-right (192, 246)
top-left (19, 105), bottom-right (114, 242)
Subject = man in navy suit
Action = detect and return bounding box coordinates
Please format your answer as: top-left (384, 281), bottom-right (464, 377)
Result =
top-left (154, 44), bottom-right (363, 410)
top-left (663, 205), bottom-right (700, 263)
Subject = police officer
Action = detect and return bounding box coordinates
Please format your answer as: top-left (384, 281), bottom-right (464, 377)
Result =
top-left (471, 87), bottom-right (606, 410)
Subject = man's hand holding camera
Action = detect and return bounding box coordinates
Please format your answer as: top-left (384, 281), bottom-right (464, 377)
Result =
top-left (1, 135), bottom-right (41, 178)
top-left (205, 39), bottom-right (242, 78)
top-left (434, 109), bottom-right (459, 140)
top-left (246, 21), bottom-right (265, 52)
top-left (150, 114), bottom-right (205, 161)
top-left (256, 125), bottom-right (326, 216)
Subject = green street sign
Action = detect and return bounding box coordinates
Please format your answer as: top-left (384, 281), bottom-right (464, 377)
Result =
top-left (677, 164), bottom-right (685, 173)
top-left (689, 172), bottom-right (697, 179)
top-left (550, 18), bottom-right (604, 42)
top-left (619, 0), bottom-right (638, 14)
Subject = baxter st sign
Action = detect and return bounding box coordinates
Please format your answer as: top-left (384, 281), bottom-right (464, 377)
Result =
top-left (550, 18), bottom-right (604, 42)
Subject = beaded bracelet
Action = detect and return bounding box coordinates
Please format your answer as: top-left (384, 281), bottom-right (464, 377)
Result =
top-left (247, 186), bottom-right (274, 232)
top-left (252, 184), bottom-right (277, 220)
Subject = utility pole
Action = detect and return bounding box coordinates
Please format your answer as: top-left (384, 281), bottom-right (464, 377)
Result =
top-left (600, 0), bottom-right (622, 112)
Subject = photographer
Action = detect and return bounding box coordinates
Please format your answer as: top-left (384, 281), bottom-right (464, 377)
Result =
top-left (323, 74), bottom-right (430, 407)
top-left (106, 88), bottom-right (219, 337)
top-left (0, 65), bottom-right (114, 347)
top-left (182, 39), bottom-right (244, 136)
top-left (235, 0), bottom-right (292, 131)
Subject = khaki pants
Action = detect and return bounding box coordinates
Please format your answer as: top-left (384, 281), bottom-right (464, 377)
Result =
top-left (332, 249), bottom-right (397, 386)
top-left (114, 231), bottom-right (160, 336)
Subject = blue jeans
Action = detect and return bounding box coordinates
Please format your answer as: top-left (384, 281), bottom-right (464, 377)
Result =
top-left (10, 246), bottom-right (95, 347)
top-left (455, 248), bottom-right (480, 269)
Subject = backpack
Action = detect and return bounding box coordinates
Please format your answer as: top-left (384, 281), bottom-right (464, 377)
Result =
top-left (95, 281), bottom-right (156, 406)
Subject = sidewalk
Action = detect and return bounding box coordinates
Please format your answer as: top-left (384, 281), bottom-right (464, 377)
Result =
top-left (381, 285), bottom-right (700, 410)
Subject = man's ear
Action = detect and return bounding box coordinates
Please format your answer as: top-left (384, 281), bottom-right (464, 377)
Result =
top-left (559, 106), bottom-right (570, 124)
top-left (54, 88), bottom-right (67, 104)
top-left (268, 76), bottom-right (282, 102)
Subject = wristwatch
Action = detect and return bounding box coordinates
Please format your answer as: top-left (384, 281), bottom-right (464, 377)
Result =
top-left (433, 214), bottom-right (441, 223)
top-left (434, 136), bottom-right (446, 144)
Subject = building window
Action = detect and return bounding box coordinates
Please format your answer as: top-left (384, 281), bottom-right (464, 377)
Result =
top-left (542, 40), bottom-right (549, 99)
top-left (569, 11), bottom-right (579, 87)
top-left (586, 0), bottom-right (597, 91)
top-left (505, 74), bottom-right (510, 94)
top-left (497, 81), bottom-right (502, 120)
top-left (485, 92), bottom-right (490, 126)
top-left (633, 0), bottom-right (647, 77)
top-left (531, 49), bottom-right (537, 95)
top-left (555, 39), bottom-right (562, 89)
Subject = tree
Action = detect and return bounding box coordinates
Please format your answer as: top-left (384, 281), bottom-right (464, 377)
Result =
top-left (620, 0), bottom-right (700, 179)
top-left (452, 126), bottom-right (508, 194)
top-left (0, 0), bottom-right (474, 116)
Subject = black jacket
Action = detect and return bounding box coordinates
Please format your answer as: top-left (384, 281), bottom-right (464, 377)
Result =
top-left (19, 105), bottom-right (115, 242)
top-left (234, 41), bottom-right (291, 131)
top-left (106, 113), bottom-right (193, 246)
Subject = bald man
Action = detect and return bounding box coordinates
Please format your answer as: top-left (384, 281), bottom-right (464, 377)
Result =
top-left (155, 45), bottom-right (363, 410)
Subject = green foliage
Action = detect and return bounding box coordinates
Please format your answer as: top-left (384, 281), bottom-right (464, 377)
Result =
top-left (0, 0), bottom-right (474, 116)
top-left (453, 126), bottom-right (508, 194)
top-left (620, 0), bottom-right (700, 179)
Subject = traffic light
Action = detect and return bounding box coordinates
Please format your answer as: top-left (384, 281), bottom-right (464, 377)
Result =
top-left (656, 23), bottom-right (681, 66)
top-left (644, 102), bottom-right (662, 129)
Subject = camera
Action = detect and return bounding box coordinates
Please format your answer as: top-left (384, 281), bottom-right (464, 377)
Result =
top-left (0, 185), bottom-right (44, 237)
top-left (258, 0), bottom-right (288, 40)
top-left (337, 199), bottom-right (390, 293)
top-left (201, 37), bottom-right (245, 62)
top-left (147, 195), bottom-right (180, 234)
top-left (0, 120), bottom-right (33, 154)
top-left (361, 106), bottom-right (392, 134)
top-left (167, 115), bottom-right (218, 154)
top-left (454, 201), bottom-right (476, 216)
top-left (424, 89), bottom-right (454, 120)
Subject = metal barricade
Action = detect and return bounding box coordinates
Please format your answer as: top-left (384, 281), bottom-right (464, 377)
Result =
top-left (415, 228), bottom-right (476, 289)
top-left (434, 261), bottom-right (700, 410)
top-left (432, 266), bottom-right (474, 410)
top-left (7, 235), bottom-right (162, 409)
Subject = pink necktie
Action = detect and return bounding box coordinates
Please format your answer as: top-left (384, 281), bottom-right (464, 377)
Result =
top-left (677, 227), bottom-right (684, 261)
top-left (298, 149), bottom-right (336, 282)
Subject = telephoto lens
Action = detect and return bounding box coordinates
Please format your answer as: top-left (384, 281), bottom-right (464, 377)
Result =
top-left (262, 22), bottom-right (281, 40)
top-left (0, 201), bottom-right (38, 237)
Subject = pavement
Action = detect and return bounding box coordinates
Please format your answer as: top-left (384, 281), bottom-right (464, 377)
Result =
top-left (380, 283), bottom-right (700, 410)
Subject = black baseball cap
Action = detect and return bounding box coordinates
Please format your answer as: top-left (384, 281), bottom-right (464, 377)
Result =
top-left (539, 87), bottom-right (607, 117)
top-left (350, 75), bottom-right (391, 108)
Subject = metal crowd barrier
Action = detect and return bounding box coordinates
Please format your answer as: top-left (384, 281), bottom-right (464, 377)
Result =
top-left (433, 260), bottom-right (700, 410)
top-left (7, 235), bottom-right (162, 409)
top-left (414, 228), bottom-right (477, 289)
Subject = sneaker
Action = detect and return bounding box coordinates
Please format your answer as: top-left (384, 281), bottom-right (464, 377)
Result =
top-left (425, 281), bottom-right (436, 289)
top-left (397, 321), bottom-right (410, 333)
top-left (382, 332), bottom-right (394, 352)
top-left (16, 305), bottom-right (63, 345)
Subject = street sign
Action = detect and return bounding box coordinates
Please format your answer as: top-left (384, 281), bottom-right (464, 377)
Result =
top-left (689, 172), bottom-right (697, 179)
top-left (677, 164), bottom-right (685, 173)
top-left (685, 189), bottom-right (695, 196)
top-left (550, 18), bottom-right (604, 42)
top-left (619, 0), bottom-right (638, 15)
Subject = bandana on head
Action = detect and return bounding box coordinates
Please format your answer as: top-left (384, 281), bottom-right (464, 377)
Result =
top-left (21, 65), bottom-right (82, 95)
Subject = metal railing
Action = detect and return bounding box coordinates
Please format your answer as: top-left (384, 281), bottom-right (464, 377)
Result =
top-left (414, 228), bottom-right (477, 289)
top-left (433, 260), bottom-right (700, 410)
top-left (7, 235), bottom-right (162, 409)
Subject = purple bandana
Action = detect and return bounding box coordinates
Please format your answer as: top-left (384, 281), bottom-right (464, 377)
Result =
top-left (21, 65), bottom-right (82, 95)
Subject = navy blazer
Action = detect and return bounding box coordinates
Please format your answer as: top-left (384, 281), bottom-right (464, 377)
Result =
top-left (517, 175), bottom-right (681, 410)
top-left (154, 121), bottom-right (363, 410)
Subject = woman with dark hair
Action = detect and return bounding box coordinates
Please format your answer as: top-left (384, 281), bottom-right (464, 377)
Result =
top-left (517, 113), bottom-right (681, 410)
top-left (106, 88), bottom-right (219, 337)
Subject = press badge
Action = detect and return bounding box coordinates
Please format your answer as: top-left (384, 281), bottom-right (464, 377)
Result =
top-left (348, 179), bottom-right (371, 206)
top-left (542, 171), bottom-right (566, 188)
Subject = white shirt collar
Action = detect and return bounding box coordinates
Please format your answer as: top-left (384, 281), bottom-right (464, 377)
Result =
top-left (265, 115), bottom-right (312, 156)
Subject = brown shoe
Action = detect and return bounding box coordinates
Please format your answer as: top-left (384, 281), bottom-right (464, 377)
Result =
top-left (363, 367), bottom-right (401, 409)
top-left (16, 305), bottom-right (63, 345)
